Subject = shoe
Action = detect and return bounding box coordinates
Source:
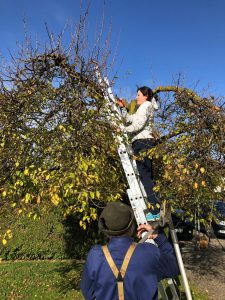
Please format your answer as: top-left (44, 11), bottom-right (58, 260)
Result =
top-left (146, 212), bottom-right (160, 222)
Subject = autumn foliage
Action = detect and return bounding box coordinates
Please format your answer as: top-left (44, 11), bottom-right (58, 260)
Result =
top-left (151, 86), bottom-right (224, 217)
top-left (0, 25), bottom-right (125, 244)
top-left (0, 23), bottom-right (224, 244)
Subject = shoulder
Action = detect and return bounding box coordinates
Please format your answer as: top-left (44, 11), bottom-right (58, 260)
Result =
top-left (146, 98), bottom-right (159, 110)
top-left (140, 101), bottom-right (152, 110)
top-left (135, 242), bottom-right (160, 258)
top-left (135, 101), bottom-right (149, 113)
top-left (88, 244), bottom-right (103, 253)
top-left (127, 243), bottom-right (161, 270)
top-left (85, 245), bottom-right (105, 271)
top-left (86, 245), bottom-right (103, 260)
top-left (135, 101), bottom-right (153, 116)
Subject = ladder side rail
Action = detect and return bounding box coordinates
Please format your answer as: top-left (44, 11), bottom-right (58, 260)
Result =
top-left (99, 76), bottom-right (149, 226)
top-left (126, 189), bottom-right (148, 226)
top-left (97, 72), bottom-right (183, 299)
top-left (118, 145), bottom-right (147, 210)
top-left (167, 278), bottom-right (180, 300)
top-left (118, 144), bottom-right (148, 226)
top-left (103, 78), bottom-right (123, 118)
top-left (158, 282), bottom-right (169, 300)
top-left (169, 215), bottom-right (193, 300)
top-left (104, 82), bottom-right (151, 215)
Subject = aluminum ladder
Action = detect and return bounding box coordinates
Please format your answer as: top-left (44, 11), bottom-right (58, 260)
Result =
top-left (96, 72), bottom-right (192, 300)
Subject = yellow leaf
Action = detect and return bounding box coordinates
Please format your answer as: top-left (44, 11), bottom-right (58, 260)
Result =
top-left (81, 161), bottom-right (88, 172)
top-left (24, 168), bottom-right (29, 176)
top-left (82, 192), bottom-right (88, 199)
top-left (195, 163), bottom-right (199, 169)
top-left (37, 195), bottom-right (41, 204)
top-left (45, 174), bottom-right (50, 180)
top-left (51, 193), bottom-right (60, 205)
top-left (164, 171), bottom-right (169, 179)
top-left (2, 191), bottom-right (7, 197)
top-left (6, 230), bottom-right (12, 239)
top-left (92, 213), bottom-right (97, 220)
top-left (200, 167), bottom-right (205, 174)
top-left (202, 181), bottom-right (206, 187)
top-left (2, 239), bottom-right (7, 245)
top-left (183, 168), bottom-right (187, 174)
top-left (15, 180), bottom-right (23, 186)
top-left (25, 193), bottom-right (31, 203)
top-left (153, 186), bottom-right (160, 192)
top-left (91, 147), bottom-right (96, 153)
top-left (147, 203), bottom-right (154, 210)
top-left (90, 191), bottom-right (95, 199)
top-left (194, 182), bottom-right (198, 189)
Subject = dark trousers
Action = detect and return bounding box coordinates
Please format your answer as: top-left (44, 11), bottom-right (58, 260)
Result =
top-left (132, 139), bottom-right (159, 214)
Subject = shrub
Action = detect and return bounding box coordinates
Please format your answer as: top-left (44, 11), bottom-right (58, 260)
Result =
top-left (0, 208), bottom-right (98, 260)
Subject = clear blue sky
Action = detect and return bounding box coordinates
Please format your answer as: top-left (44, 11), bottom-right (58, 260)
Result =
top-left (1, 0), bottom-right (225, 99)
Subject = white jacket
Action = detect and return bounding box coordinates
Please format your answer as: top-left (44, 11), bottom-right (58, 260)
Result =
top-left (122, 98), bottom-right (158, 142)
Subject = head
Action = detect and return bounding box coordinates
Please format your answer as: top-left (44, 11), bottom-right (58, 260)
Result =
top-left (98, 202), bottom-right (135, 238)
top-left (136, 86), bottom-right (153, 106)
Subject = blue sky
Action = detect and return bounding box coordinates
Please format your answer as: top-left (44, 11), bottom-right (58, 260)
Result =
top-left (1, 0), bottom-right (225, 99)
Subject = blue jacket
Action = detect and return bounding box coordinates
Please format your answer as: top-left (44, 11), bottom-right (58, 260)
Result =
top-left (81, 234), bottom-right (179, 300)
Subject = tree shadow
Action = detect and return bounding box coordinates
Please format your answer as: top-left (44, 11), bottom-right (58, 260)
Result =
top-left (54, 260), bottom-right (84, 292)
top-left (54, 213), bottom-right (104, 294)
top-left (182, 238), bottom-right (225, 278)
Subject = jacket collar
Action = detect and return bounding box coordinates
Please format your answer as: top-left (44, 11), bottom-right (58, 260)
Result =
top-left (108, 236), bottom-right (134, 246)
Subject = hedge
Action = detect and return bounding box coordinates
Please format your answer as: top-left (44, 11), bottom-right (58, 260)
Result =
top-left (0, 209), bottom-right (99, 260)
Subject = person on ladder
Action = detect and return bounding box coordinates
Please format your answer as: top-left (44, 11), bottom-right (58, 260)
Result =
top-left (117, 86), bottom-right (160, 222)
top-left (81, 202), bottom-right (179, 300)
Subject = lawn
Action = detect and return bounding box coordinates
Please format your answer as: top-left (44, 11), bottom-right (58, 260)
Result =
top-left (0, 260), bottom-right (209, 300)
top-left (159, 278), bottom-right (209, 300)
top-left (0, 260), bottom-right (84, 299)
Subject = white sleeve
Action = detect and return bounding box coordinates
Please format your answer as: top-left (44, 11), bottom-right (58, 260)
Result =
top-left (125, 113), bottom-right (135, 123)
top-left (120, 107), bottom-right (136, 123)
top-left (124, 103), bottom-right (152, 133)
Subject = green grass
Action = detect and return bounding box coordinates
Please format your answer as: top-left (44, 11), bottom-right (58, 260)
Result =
top-left (0, 260), bottom-right (209, 300)
top-left (160, 278), bottom-right (210, 300)
top-left (0, 260), bottom-right (84, 299)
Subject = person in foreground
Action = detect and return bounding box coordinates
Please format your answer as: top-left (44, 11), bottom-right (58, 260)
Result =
top-left (81, 202), bottom-right (179, 300)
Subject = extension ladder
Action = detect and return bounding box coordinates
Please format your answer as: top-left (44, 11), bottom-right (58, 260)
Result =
top-left (96, 71), bottom-right (192, 300)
